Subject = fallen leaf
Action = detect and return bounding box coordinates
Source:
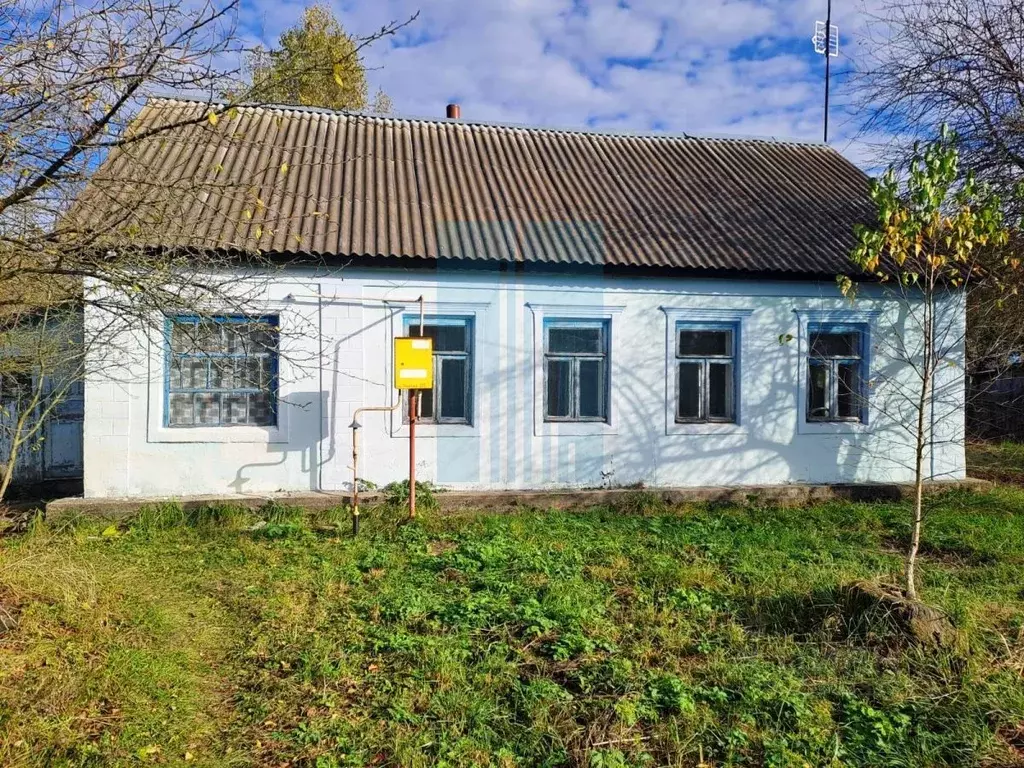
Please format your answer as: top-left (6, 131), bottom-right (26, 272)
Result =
top-left (137, 744), bottom-right (161, 759)
top-left (101, 525), bottom-right (120, 538)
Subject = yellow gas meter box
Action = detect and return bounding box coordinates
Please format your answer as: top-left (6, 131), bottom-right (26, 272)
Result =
top-left (394, 336), bottom-right (433, 389)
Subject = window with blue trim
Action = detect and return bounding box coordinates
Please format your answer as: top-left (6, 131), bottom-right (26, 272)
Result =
top-left (807, 324), bottom-right (866, 422)
top-left (165, 315), bottom-right (278, 427)
top-left (675, 323), bottom-right (737, 423)
top-left (544, 319), bottom-right (609, 422)
top-left (405, 316), bottom-right (473, 424)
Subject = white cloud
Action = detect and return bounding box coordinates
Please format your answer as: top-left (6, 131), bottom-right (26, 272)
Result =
top-left (239, 0), bottom-right (878, 167)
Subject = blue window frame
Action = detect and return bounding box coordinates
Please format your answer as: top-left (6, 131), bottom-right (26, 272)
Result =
top-left (675, 322), bottom-right (737, 423)
top-left (807, 323), bottom-right (867, 423)
top-left (403, 315), bottom-right (473, 424)
top-left (165, 315), bottom-right (278, 427)
top-left (544, 319), bottom-right (609, 422)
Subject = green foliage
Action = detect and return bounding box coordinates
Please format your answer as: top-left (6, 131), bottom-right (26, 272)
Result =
top-left (246, 3), bottom-right (383, 112)
top-left (3, 491), bottom-right (1024, 765)
top-left (848, 125), bottom-right (1014, 294)
top-left (381, 479), bottom-right (439, 514)
top-left (646, 675), bottom-right (696, 716)
top-left (590, 748), bottom-right (628, 768)
top-left (844, 129), bottom-right (1019, 599)
top-left (967, 440), bottom-right (1024, 484)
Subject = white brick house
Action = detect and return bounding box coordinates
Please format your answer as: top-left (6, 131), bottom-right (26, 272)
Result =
top-left (69, 99), bottom-right (965, 498)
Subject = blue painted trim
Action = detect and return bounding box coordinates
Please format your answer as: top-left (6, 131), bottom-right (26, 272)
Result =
top-left (401, 314), bottom-right (474, 424)
top-left (542, 318), bottom-right (611, 422)
top-left (542, 317), bottom-right (608, 330)
top-left (807, 321), bottom-right (870, 424)
top-left (403, 314), bottom-right (471, 328)
top-left (674, 320), bottom-right (740, 424)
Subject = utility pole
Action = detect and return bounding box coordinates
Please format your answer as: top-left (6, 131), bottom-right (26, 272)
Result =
top-left (824, 0), bottom-right (832, 143)
top-left (812, 1), bottom-right (839, 143)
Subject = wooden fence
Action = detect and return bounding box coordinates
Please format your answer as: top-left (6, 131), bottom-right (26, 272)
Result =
top-left (968, 375), bottom-right (1024, 441)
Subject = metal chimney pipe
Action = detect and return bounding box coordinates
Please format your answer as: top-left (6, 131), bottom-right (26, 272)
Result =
top-left (446, 103), bottom-right (461, 119)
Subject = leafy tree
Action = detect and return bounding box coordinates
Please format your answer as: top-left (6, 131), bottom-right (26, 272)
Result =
top-left (846, 127), bottom-right (1017, 599)
top-left (853, 0), bottom-right (1024, 400)
top-left (0, 0), bottom-right (410, 500)
top-left (247, 4), bottom-right (396, 112)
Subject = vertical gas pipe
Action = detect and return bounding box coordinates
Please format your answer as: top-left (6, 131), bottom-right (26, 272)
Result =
top-left (352, 420), bottom-right (361, 534)
top-left (349, 403), bottom-right (401, 535)
top-left (408, 296), bottom-right (424, 520)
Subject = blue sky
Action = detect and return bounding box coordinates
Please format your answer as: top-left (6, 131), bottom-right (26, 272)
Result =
top-left (237, 0), bottom-right (882, 167)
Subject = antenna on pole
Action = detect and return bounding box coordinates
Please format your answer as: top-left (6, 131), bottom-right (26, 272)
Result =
top-left (811, 0), bottom-right (839, 143)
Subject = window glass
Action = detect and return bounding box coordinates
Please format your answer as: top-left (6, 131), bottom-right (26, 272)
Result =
top-left (708, 362), bottom-right (733, 419)
top-left (249, 392), bottom-right (272, 425)
top-left (0, 372), bottom-right (33, 402)
top-left (196, 393), bottom-right (220, 425)
top-left (807, 360), bottom-right (830, 420)
top-left (546, 359), bottom-right (573, 418)
top-left (837, 362), bottom-right (860, 419)
top-left (406, 317), bottom-right (473, 424)
top-left (168, 393), bottom-right (194, 426)
top-left (674, 323), bottom-right (737, 423)
top-left (810, 331), bottom-right (859, 358)
top-left (166, 316), bottom-right (278, 427)
top-left (222, 393), bottom-right (248, 424)
top-left (677, 362), bottom-right (701, 419)
top-left (678, 329), bottom-right (731, 357)
top-left (439, 357), bottom-right (467, 419)
top-left (409, 324), bottom-right (468, 353)
top-left (806, 324), bottom-right (866, 422)
top-left (578, 359), bottom-right (606, 419)
top-left (548, 326), bottom-right (603, 355)
top-left (543, 321), bottom-right (610, 422)
top-left (418, 387), bottom-right (435, 419)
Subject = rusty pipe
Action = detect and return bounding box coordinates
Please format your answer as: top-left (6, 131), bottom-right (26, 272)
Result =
top-left (350, 403), bottom-right (400, 535)
top-left (349, 296), bottom-right (424, 535)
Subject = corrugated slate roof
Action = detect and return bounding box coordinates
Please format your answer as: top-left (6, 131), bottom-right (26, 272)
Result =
top-left (74, 98), bottom-right (876, 276)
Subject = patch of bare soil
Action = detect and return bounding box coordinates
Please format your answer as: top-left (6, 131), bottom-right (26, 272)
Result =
top-left (0, 587), bottom-right (20, 637)
top-left (427, 539), bottom-right (458, 556)
top-left (995, 723), bottom-right (1024, 766)
top-left (0, 504), bottom-right (39, 535)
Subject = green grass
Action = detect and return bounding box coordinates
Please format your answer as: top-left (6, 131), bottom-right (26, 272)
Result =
top-left (968, 440), bottom-right (1024, 484)
top-left (2, 491), bottom-right (1024, 767)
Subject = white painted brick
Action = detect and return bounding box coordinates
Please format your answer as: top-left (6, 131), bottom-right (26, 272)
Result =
top-left (81, 270), bottom-right (966, 498)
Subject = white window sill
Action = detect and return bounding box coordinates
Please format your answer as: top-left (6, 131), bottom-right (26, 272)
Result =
top-left (147, 424), bottom-right (288, 444)
top-left (667, 421), bottom-right (748, 436)
top-left (798, 419), bottom-right (871, 436)
top-left (534, 420), bottom-right (617, 438)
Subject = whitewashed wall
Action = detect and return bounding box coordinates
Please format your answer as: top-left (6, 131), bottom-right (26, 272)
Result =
top-left (82, 268), bottom-right (966, 498)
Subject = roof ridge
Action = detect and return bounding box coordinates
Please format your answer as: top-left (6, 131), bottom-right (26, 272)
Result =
top-left (146, 95), bottom-right (833, 150)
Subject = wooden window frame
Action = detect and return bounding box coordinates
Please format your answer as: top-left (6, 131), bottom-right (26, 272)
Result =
top-left (674, 323), bottom-right (738, 424)
top-left (806, 324), bottom-right (865, 423)
top-left (404, 316), bottom-right (474, 426)
top-left (543, 319), bottom-right (610, 423)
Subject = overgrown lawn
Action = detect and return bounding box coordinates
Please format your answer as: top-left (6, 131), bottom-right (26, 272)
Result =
top-left (2, 491), bottom-right (1024, 767)
top-left (968, 440), bottom-right (1024, 484)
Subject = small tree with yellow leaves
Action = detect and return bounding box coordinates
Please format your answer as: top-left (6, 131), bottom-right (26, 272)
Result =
top-left (847, 126), bottom-right (1016, 600)
top-left (247, 4), bottom-right (402, 113)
